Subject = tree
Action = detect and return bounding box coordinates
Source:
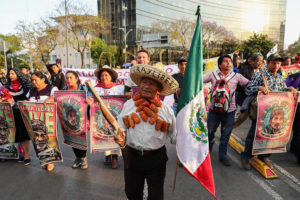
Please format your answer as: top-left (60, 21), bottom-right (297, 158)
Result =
top-left (90, 37), bottom-right (117, 67)
top-left (241, 33), bottom-right (274, 59)
top-left (0, 34), bottom-right (22, 68)
top-left (54, 0), bottom-right (106, 68)
top-left (15, 19), bottom-right (59, 69)
top-left (287, 37), bottom-right (300, 56)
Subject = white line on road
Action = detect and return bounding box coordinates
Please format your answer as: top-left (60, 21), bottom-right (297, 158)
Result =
top-left (231, 134), bottom-right (300, 190)
top-left (226, 152), bottom-right (284, 200)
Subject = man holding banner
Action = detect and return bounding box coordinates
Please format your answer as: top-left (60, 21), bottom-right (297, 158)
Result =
top-left (241, 53), bottom-right (298, 170)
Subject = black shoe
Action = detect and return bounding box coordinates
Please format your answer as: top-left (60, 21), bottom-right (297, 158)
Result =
top-left (241, 157), bottom-right (251, 170)
top-left (18, 157), bottom-right (24, 163)
top-left (24, 159), bottom-right (31, 166)
top-left (219, 158), bottom-right (231, 166)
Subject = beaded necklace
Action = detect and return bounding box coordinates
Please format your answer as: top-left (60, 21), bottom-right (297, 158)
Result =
top-left (123, 92), bottom-right (169, 132)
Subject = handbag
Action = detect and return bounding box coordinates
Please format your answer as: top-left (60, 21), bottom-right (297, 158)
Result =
top-left (249, 68), bottom-right (268, 121)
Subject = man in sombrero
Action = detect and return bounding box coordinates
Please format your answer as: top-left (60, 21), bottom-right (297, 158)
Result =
top-left (116, 63), bottom-right (179, 200)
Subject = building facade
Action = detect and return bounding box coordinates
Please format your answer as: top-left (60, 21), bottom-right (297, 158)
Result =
top-left (98, 0), bottom-right (287, 52)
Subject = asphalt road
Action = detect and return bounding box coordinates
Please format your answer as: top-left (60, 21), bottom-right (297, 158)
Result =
top-left (0, 119), bottom-right (300, 200)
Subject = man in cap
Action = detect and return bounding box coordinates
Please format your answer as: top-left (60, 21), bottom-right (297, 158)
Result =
top-left (172, 56), bottom-right (187, 115)
top-left (124, 49), bottom-right (151, 99)
top-left (241, 53), bottom-right (297, 170)
top-left (116, 63), bottom-right (178, 200)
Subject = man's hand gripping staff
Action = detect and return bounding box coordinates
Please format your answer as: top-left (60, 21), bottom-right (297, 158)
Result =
top-left (85, 81), bottom-right (126, 147)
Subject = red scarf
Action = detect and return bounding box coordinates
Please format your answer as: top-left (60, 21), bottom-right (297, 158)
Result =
top-left (11, 80), bottom-right (21, 92)
top-left (95, 82), bottom-right (117, 89)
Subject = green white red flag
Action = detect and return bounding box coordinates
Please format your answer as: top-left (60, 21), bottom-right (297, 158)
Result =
top-left (176, 6), bottom-right (216, 199)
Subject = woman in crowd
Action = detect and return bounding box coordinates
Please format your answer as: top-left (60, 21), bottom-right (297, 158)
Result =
top-left (94, 65), bottom-right (124, 169)
top-left (6, 68), bottom-right (32, 165)
top-left (63, 71), bottom-right (92, 169)
top-left (27, 71), bottom-right (58, 171)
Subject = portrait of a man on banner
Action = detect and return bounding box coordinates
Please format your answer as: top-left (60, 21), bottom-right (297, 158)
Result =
top-left (18, 102), bottom-right (63, 166)
top-left (90, 96), bottom-right (126, 153)
top-left (54, 91), bottom-right (87, 150)
top-left (31, 120), bottom-right (61, 162)
top-left (0, 102), bottom-right (18, 159)
top-left (253, 92), bottom-right (298, 155)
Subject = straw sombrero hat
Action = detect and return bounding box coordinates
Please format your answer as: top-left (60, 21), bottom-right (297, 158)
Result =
top-left (130, 63), bottom-right (179, 96)
top-left (94, 65), bottom-right (118, 82)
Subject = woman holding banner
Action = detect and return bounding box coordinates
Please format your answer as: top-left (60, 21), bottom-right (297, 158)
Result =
top-left (63, 71), bottom-right (92, 169)
top-left (94, 66), bottom-right (124, 169)
top-left (6, 68), bottom-right (32, 165)
top-left (27, 71), bottom-right (58, 171)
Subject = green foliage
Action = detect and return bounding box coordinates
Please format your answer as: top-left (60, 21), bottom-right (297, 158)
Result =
top-left (287, 37), bottom-right (300, 56)
top-left (241, 33), bottom-right (274, 59)
top-left (90, 37), bottom-right (118, 66)
top-left (0, 34), bottom-right (22, 53)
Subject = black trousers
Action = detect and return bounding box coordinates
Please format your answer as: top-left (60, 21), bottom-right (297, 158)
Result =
top-left (291, 104), bottom-right (300, 159)
top-left (72, 148), bottom-right (87, 158)
top-left (124, 146), bottom-right (168, 200)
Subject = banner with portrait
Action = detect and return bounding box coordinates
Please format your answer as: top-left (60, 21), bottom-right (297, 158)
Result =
top-left (282, 64), bottom-right (300, 80)
top-left (19, 102), bottom-right (62, 166)
top-left (90, 95), bottom-right (126, 153)
top-left (0, 103), bottom-right (18, 159)
top-left (54, 91), bottom-right (87, 150)
top-left (253, 92), bottom-right (298, 155)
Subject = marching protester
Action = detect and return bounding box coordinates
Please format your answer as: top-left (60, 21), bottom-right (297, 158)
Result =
top-left (6, 68), bottom-right (33, 165)
top-left (124, 49), bottom-right (151, 99)
top-left (282, 56), bottom-right (292, 66)
top-left (241, 53), bottom-right (297, 170)
top-left (204, 54), bottom-right (249, 166)
top-left (47, 63), bottom-right (66, 90)
top-left (116, 63), bottom-right (178, 200)
top-left (21, 67), bottom-right (31, 80)
top-left (94, 65), bottom-right (124, 169)
top-left (285, 70), bottom-right (300, 165)
top-left (63, 71), bottom-right (92, 169)
top-left (26, 71), bottom-right (58, 171)
top-left (172, 56), bottom-right (187, 116)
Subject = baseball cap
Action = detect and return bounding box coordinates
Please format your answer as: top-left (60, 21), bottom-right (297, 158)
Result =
top-left (178, 56), bottom-right (187, 63)
top-left (267, 53), bottom-right (283, 62)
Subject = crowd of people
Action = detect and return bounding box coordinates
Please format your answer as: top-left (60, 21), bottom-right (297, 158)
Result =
top-left (0, 49), bottom-right (300, 200)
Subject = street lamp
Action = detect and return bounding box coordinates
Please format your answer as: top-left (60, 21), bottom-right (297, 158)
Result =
top-left (119, 27), bottom-right (132, 63)
top-left (120, 5), bottom-right (132, 63)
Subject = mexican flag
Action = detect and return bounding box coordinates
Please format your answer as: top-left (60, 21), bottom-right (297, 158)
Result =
top-left (176, 6), bottom-right (216, 199)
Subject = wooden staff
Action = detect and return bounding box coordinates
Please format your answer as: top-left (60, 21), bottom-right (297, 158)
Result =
top-left (172, 157), bottom-right (179, 192)
top-left (85, 81), bottom-right (125, 146)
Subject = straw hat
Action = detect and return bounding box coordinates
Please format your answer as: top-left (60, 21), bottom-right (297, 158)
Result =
top-left (94, 65), bottom-right (118, 82)
top-left (130, 63), bottom-right (179, 96)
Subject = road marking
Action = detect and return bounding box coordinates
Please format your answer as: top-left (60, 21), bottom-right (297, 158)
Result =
top-left (232, 134), bottom-right (300, 189)
top-left (226, 152), bottom-right (284, 200)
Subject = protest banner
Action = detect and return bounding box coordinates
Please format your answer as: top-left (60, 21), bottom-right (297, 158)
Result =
top-left (54, 91), bottom-right (88, 150)
top-left (281, 64), bottom-right (300, 80)
top-left (90, 95), bottom-right (126, 153)
top-left (0, 102), bottom-right (18, 159)
top-left (19, 102), bottom-right (62, 166)
top-left (253, 92), bottom-right (298, 155)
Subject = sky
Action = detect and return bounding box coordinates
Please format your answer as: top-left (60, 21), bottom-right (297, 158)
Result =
top-left (0, 0), bottom-right (299, 49)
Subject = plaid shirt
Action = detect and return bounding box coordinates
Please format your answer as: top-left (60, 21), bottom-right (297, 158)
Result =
top-left (245, 68), bottom-right (288, 96)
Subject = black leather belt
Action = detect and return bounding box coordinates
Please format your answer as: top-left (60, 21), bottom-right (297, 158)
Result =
top-left (128, 146), bottom-right (165, 156)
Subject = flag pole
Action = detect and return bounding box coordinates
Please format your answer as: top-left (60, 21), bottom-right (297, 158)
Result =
top-left (172, 157), bottom-right (179, 192)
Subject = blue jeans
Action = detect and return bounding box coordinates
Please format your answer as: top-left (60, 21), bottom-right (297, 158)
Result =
top-left (241, 120), bottom-right (271, 161)
top-left (207, 110), bottom-right (235, 159)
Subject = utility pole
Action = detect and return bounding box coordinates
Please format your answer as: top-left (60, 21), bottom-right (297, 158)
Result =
top-left (119, 5), bottom-right (132, 63)
top-left (65, 0), bottom-right (69, 68)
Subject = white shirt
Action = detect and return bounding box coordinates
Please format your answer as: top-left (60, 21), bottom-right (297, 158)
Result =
top-left (117, 99), bottom-right (176, 151)
top-left (27, 86), bottom-right (58, 103)
top-left (94, 85), bottom-right (124, 96)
